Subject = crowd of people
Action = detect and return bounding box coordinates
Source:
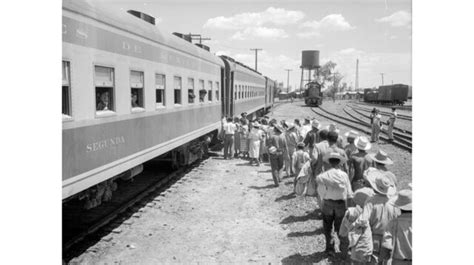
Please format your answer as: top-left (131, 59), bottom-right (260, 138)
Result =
top-left (221, 113), bottom-right (412, 264)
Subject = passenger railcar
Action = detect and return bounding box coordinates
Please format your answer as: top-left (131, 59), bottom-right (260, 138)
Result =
top-left (62, 0), bottom-right (275, 207)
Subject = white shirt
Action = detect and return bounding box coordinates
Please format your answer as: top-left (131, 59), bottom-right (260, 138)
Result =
top-left (223, 122), bottom-right (237, 135)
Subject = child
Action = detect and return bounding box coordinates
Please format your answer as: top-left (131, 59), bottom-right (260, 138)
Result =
top-left (292, 142), bottom-right (311, 188)
top-left (382, 189), bottom-right (412, 264)
top-left (339, 187), bottom-right (375, 263)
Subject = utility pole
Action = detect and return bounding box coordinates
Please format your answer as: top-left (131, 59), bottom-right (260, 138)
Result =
top-left (285, 69), bottom-right (292, 93)
top-left (355, 59), bottom-right (359, 91)
top-left (250, 48), bottom-right (262, 71)
top-left (380, 73), bottom-right (385, 85)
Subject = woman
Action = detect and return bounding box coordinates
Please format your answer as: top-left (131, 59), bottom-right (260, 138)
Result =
top-left (248, 123), bottom-right (264, 166)
top-left (259, 119), bottom-right (269, 163)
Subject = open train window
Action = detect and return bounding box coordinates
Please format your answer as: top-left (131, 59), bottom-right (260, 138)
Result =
top-left (174, 76), bottom-right (182, 105)
top-left (199, 79), bottom-right (205, 102)
top-left (188, 78), bottom-right (195, 104)
top-left (234, 85), bottom-right (237, 100)
top-left (215, 82), bottom-right (219, 101)
top-left (155, 74), bottom-right (166, 107)
top-left (238, 85), bottom-right (242, 99)
top-left (208, 81), bottom-right (213, 102)
top-left (62, 61), bottom-right (71, 118)
top-left (130, 70), bottom-right (144, 111)
top-left (95, 66), bottom-right (115, 114)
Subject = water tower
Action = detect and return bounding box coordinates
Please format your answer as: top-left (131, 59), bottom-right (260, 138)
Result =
top-left (300, 50), bottom-right (320, 90)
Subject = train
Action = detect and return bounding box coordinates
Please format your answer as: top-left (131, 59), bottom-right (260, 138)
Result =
top-left (304, 81), bottom-right (323, 106)
top-left (62, 0), bottom-right (276, 208)
top-left (363, 84), bottom-right (409, 105)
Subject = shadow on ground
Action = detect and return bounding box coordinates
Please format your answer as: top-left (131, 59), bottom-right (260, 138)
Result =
top-left (275, 192), bottom-right (296, 202)
top-left (248, 184), bottom-right (277, 190)
top-left (281, 251), bottom-right (329, 265)
top-left (287, 227), bottom-right (324, 238)
top-left (280, 209), bottom-right (322, 224)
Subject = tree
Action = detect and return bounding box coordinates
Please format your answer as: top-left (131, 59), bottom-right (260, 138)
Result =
top-left (314, 61), bottom-right (344, 99)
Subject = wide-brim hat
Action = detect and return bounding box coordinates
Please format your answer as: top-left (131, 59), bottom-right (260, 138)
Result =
top-left (252, 122), bottom-right (261, 128)
top-left (369, 150), bottom-right (394, 165)
top-left (365, 170), bottom-right (395, 196)
top-left (353, 187), bottom-right (375, 207)
top-left (285, 121), bottom-right (295, 130)
top-left (268, 146), bottom-right (277, 154)
top-left (323, 152), bottom-right (347, 164)
top-left (391, 189), bottom-right (412, 210)
top-left (311, 120), bottom-right (322, 129)
top-left (344, 130), bottom-right (359, 139)
top-left (354, 136), bottom-right (371, 151)
top-left (297, 142), bottom-right (305, 148)
top-left (304, 116), bottom-right (312, 121)
top-left (326, 124), bottom-right (340, 134)
top-left (274, 124), bottom-right (284, 133)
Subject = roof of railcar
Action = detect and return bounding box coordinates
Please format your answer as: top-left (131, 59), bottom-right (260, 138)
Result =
top-left (63, 0), bottom-right (224, 68)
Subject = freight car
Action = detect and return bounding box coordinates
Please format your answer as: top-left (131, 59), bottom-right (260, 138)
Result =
top-left (363, 84), bottom-right (409, 105)
top-left (304, 81), bottom-right (323, 106)
top-left (62, 0), bottom-right (275, 208)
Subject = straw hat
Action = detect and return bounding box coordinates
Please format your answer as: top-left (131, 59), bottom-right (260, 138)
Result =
top-left (297, 142), bottom-right (305, 148)
top-left (304, 116), bottom-right (311, 122)
top-left (391, 189), bottom-right (412, 211)
top-left (252, 122), bottom-right (261, 128)
top-left (274, 124), bottom-right (284, 133)
top-left (344, 130), bottom-right (359, 139)
top-left (323, 152), bottom-right (347, 164)
top-left (353, 187), bottom-right (375, 207)
top-left (326, 123), bottom-right (340, 134)
top-left (369, 150), bottom-right (393, 165)
top-left (268, 146), bottom-right (277, 154)
top-left (364, 170), bottom-right (395, 196)
top-left (311, 120), bottom-right (322, 129)
top-left (285, 121), bottom-right (295, 130)
top-left (354, 136), bottom-right (372, 151)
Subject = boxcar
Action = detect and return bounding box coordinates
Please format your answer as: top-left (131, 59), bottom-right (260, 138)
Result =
top-left (378, 84), bottom-right (409, 104)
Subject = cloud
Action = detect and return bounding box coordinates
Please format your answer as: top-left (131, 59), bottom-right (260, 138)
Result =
top-left (203, 7), bottom-right (305, 30)
top-left (297, 14), bottom-right (355, 38)
top-left (376, 10), bottom-right (411, 27)
top-left (231, 27), bottom-right (289, 40)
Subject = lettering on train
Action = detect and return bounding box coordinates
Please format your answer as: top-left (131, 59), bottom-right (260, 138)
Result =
top-left (86, 136), bottom-right (126, 152)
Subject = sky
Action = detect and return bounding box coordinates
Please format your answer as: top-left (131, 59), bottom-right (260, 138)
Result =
top-left (87, 0), bottom-right (412, 91)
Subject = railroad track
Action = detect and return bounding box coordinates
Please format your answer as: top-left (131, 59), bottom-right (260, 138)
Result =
top-left (346, 104), bottom-right (412, 135)
top-left (348, 103), bottom-right (412, 121)
top-left (311, 106), bottom-right (412, 152)
top-left (63, 158), bottom-right (206, 260)
top-left (353, 101), bottom-right (412, 111)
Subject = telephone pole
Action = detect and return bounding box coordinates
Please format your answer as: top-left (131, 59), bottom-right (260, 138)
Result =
top-left (285, 69), bottom-right (292, 93)
top-left (380, 73), bottom-right (385, 85)
top-left (250, 48), bottom-right (262, 71)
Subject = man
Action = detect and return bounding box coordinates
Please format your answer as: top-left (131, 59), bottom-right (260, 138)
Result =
top-left (371, 109), bottom-right (382, 143)
top-left (344, 130), bottom-right (359, 180)
top-left (382, 189), bottom-right (412, 264)
top-left (316, 152), bottom-right (353, 258)
top-left (299, 117), bottom-right (312, 140)
top-left (311, 129), bottom-right (330, 178)
top-left (350, 136), bottom-right (373, 191)
top-left (386, 108), bottom-right (398, 142)
top-left (285, 122), bottom-right (299, 176)
top-left (222, 117), bottom-right (237, 159)
top-left (326, 123), bottom-right (344, 148)
top-left (355, 170), bottom-right (401, 264)
top-left (303, 120), bottom-right (321, 155)
top-left (365, 150), bottom-right (398, 191)
top-left (324, 131), bottom-right (349, 173)
top-left (268, 124), bottom-right (289, 186)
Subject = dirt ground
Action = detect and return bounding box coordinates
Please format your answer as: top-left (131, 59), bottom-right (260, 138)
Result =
top-left (70, 100), bottom-right (411, 265)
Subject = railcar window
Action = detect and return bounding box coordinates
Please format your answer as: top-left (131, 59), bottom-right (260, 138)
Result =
top-left (234, 85), bottom-right (237, 100)
top-left (199, 79), bottom-right (205, 102)
top-left (174, 76), bottom-right (182, 105)
top-left (95, 66), bottom-right (115, 112)
top-left (239, 85), bottom-right (242, 99)
top-left (130, 71), bottom-right (144, 110)
top-left (215, 82), bottom-right (219, 101)
top-left (188, 78), bottom-right (195, 104)
top-left (208, 81), bottom-right (213, 101)
top-left (155, 74), bottom-right (166, 107)
top-left (62, 61), bottom-right (71, 116)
